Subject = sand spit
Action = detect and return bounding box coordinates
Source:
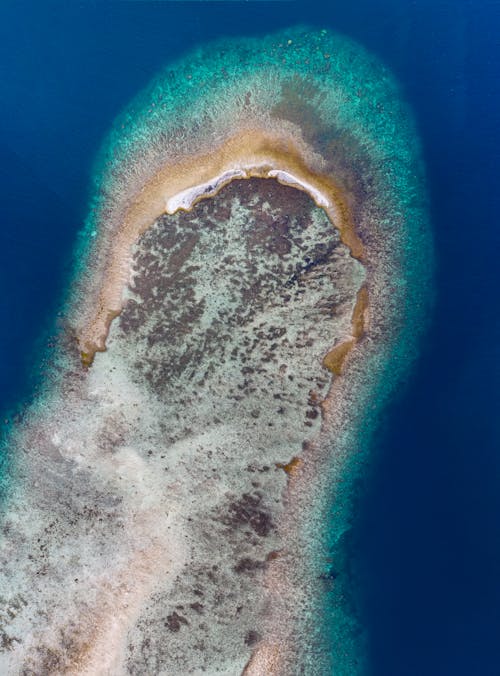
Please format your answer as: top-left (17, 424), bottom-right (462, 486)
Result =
top-left (1, 27), bottom-right (431, 676)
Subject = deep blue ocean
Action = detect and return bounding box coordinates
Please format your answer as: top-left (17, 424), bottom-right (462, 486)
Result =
top-left (1, 2), bottom-right (498, 674)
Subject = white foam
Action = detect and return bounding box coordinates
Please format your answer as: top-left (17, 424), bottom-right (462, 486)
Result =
top-left (267, 169), bottom-right (330, 208)
top-left (165, 169), bottom-right (246, 213)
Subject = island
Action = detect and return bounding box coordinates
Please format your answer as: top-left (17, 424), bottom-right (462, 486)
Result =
top-left (0, 27), bottom-right (431, 675)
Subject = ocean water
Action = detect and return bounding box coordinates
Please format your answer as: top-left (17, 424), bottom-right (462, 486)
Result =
top-left (0, 1), bottom-right (498, 674)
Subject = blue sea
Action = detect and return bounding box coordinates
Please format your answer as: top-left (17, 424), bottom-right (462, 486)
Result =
top-left (1, 1), bottom-right (498, 674)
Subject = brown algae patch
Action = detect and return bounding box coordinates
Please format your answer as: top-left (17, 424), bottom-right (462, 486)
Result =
top-left (323, 339), bottom-right (356, 376)
top-left (275, 456), bottom-right (303, 476)
top-left (80, 309), bottom-right (122, 367)
top-left (323, 284), bottom-right (369, 376)
top-left (352, 284), bottom-right (369, 339)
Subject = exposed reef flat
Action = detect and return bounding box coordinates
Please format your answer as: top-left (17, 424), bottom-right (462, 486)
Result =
top-left (77, 128), bottom-right (364, 367)
top-left (0, 27), bottom-right (431, 675)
